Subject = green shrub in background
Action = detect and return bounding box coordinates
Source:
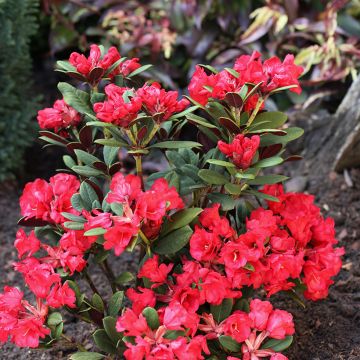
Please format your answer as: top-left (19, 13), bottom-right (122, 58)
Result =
top-left (0, 0), bottom-right (39, 182)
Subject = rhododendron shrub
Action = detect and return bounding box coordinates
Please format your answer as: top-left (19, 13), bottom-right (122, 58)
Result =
top-left (1, 46), bottom-right (344, 359)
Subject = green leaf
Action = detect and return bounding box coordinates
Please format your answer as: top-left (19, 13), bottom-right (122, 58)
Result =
top-left (93, 329), bottom-right (117, 354)
top-left (110, 202), bottom-right (124, 216)
top-left (169, 105), bottom-right (199, 120)
top-left (103, 316), bottom-right (122, 343)
top-left (149, 141), bottom-right (202, 149)
top-left (63, 155), bottom-right (76, 169)
top-left (58, 82), bottom-right (93, 115)
top-left (95, 138), bottom-right (129, 147)
top-left (244, 189), bottom-right (279, 202)
top-left (66, 280), bottom-right (83, 307)
top-left (56, 60), bottom-right (77, 72)
top-left (63, 221), bottom-right (84, 230)
top-left (186, 114), bottom-right (217, 128)
top-left (103, 146), bottom-right (119, 166)
top-left (163, 330), bottom-right (186, 340)
top-left (70, 352), bottom-right (105, 360)
top-left (72, 165), bottom-right (104, 177)
top-left (224, 67), bottom-right (239, 78)
top-left (224, 183), bottom-right (243, 195)
top-left (198, 169), bottom-right (229, 185)
top-left (250, 111), bottom-right (288, 129)
top-left (127, 64), bottom-right (153, 77)
top-left (115, 272), bottom-right (135, 284)
top-left (211, 298), bottom-right (233, 323)
top-left (153, 225), bottom-right (193, 255)
top-left (160, 208), bottom-right (203, 236)
top-left (61, 212), bottom-right (86, 223)
top-left (254, 156), bottom-right (283, 168)
top-left (207, 193), bottom-right (235, 211)
top-left (71, 193), bottom-right (85, 212)
top-left (247, 175), bottom-right (289, 185)
top-left (262, 336), bottom-right (293, 352)
top-left (80, 182), bottom-right (99, 210)
top-left (91, 293), bottom-right (104, 312)
top-left (108, 291), bottom-right (124, 317)
top-left (142, 307), bottom-right (160, 330)
top-left (74, 150), bottom-right (100, 166)
top-left (84, 227), bottom-right (107, 236)
top-left (206, 159), bottom-right (235, 168)
top-left (104, 57), bottom-right (127, 76)
top-left (218, 335), bottom-right (241, 352)
top-left (47, 312), bottom-right (62, 326)
top-left (87, 121), bottom-right (116, 128)
top-left (260, 127), bottom-right (304, 147)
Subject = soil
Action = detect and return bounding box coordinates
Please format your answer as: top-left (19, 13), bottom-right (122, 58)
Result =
top-left (1, 145), bottom-right (360, 360)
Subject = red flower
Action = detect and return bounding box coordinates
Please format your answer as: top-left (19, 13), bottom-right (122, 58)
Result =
top-left (21, 263), bottom-right (60, 299)
top-left (249, 299), bottom-right (273, 331)
top-left (199, 204), bottom-right (234, 239)
top-left (266, 309), bottom-right (295, 339)
top-left (116, 308), bottom-right (150, 336)
top-left (218, 134), bottom-right (260, 170)
top-left (10, 317), bottom-right (50, 348)
top-left (107, 173), bottom-right (142, 205)
top-left (14, 229), bottom-right (40, 259)
top-left (190, 227), bottom-right (221, 262)
top-left (137, 82), bottom-right (189, 122)
top-left (188, 65), bottom-right (218, 106)
top-left (137, 178), bottom-right (184, 223)
top-left (103, 216), bottom-right (140, 256)
top-left (126, 287), bottom-right (156, 315)
top-left (113, 58), bottom-right (141, 77)
top-left (138, 255), bottom-right (173, 285)
top-left (263, 54), bottom-right (303, 94)
top-left (37, 99), bottom-right (80, 133)
top-left (46, 282), bottom-right (76, 309)
top-left (93, 84), bottom-right (142, 127)
top-left (20, 179), bottom-right (53, 221)
top-left (219, 242), bottom-right (249, 270)
top-left (222, 311), bottom-right (252, 343)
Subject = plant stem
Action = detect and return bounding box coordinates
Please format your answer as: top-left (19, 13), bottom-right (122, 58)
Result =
top-left (100, 259), bottom-right (117, 293)
top-left (83, 268), bottom-right (101, 297)
top-left (61, 333), bottom-right (87, 351)
top-left (246, 96), bottom-right (265, 128)
top-left (135, 155), bottom-right (144, 189)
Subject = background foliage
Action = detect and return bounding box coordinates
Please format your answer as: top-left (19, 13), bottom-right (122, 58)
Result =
top-left (0, 0), bottom-right (39, 181)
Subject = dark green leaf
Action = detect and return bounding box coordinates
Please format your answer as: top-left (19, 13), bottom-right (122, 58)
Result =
top-left (247, 175), bottom-right (288, 185)
top-left (254, 156), bottom-right (283, 168)
top-left (211, 298), bottom-right (233, 323)
top-left (93, 329), bottom-right (117, 354)
top-left (127, 64), bottom-right (153, 78)
top-left (115, 272), bottom-right (135, 284)
top-left (161, 208), bottom-right (203, 236)
top-left (103, 316), bottom-right (122, 343)
top-left (207, 193), bottom-right (236, 211)
top-left (142, 307), bottom-right (160, 330)
top-left (91, 293), bottom-right (104, 312)
top-left (149, 141), bottom-right (202, 149)
top-left (218, 335), bottom-right (241, 352)
top-left (47, 312), bottom-right (62, 327)
top-left (63, 221), bottom-right (84, 230)
top-left (108, 291), bottom-right (124, 317)
top-left (84, 227), bottom-right (107, 236)
top-left (262, 336), bottom-right (293, 352)
top-left (153, 226), bottom-right (193, 255)
top-left (70, 352), bottom-right (105, 360)
top-left (58, 82), bottom-right (93, 115)
top-left (198, 169), bottom-right (229, 185)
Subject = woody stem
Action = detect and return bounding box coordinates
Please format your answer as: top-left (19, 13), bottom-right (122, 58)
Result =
top-left (83, 268), bottom-right (101, 297)
top-left (61, 333), bottom-right (87, 351)
top-left (135, 155), bottom-right (144, 190)
top-left (246, 96), bottom-right (265, 128)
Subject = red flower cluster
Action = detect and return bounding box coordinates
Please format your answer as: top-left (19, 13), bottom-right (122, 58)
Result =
top-left (20, 173), bottom-right (80, 224)
top-left (137, 82), bottom-right (189, 122)
top-left (116, 252), bottom-right (294, 359)
top-left (93, 84), bottom-right (143, 127)
top-left (69, 44), bottom-right (140, 81)
top-left (102, 174), bottom-right (184, 255)
top-left (218, 134), bottom-right (260, 170)
top-left (0, 286), bottom-right (50, 348)
top-left (189, 186), bottom-right (343, 300)
top-left (188, 51), bottom-right (303, 110)
top-left (37, 99), bottom-right (81, 133)
top-left (94, 82), bottom-right (189, 127)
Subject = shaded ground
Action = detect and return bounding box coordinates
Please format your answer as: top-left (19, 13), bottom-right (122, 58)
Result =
top-left (0, 153), bottom-right (359, 359)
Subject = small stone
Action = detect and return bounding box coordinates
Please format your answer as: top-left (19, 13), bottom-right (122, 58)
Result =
top-left (285, 176), bottom-right (307, 193)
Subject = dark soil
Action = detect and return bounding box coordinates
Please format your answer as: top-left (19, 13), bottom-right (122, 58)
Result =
top-left (1, 152), bottom-right (359, 360)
